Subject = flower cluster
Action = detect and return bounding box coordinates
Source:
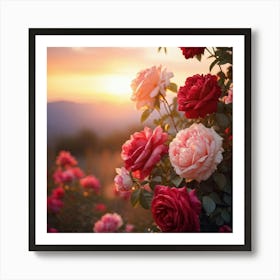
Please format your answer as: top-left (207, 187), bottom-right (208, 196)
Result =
top-left (114, 47), bottom-right (233, 233)
top-left (48, 151), bottom-right (132, 233)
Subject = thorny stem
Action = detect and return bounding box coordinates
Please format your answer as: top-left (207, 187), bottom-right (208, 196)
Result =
top-left (160, 94), bottom-right (178, 133)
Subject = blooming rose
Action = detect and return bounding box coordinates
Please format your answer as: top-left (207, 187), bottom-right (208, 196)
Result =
top-left (169, 123), bottom-right (223, 182)
top-left (80, 175), bottom-right (101, 193)
top-left (47, 196), bottom-right (64, 213)
top-left (222, 86), bottom-right (233, 104)
top-left (56, 151), bottom-right (77, 167)
top-left (219, 225), bottom-right (232, 233)
top-left (125, 224), bottom-right (135, 233)
top-left (179, 47), bottom-right (205, 59)
top-left (114, 167), bottom-right (133, 192)
top-left (151, 185), bottom-right (201, 232)
top-left (71, 167), bottom-right (84, 179)
top-left (51, 186), bottom-right (65, 199)
top-left (53, 167), bottom-right (84, 184)
top-left (93, 213), bottom-right (123, 233)
top-left (131, 65), bottom-right (174, 110)
top-left (121, 126), bottom-right (168, 180)
top-left (178, 74), bottom-right (221, 118)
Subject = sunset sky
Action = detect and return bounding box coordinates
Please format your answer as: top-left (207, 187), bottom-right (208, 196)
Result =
top-left (47, 47), bottom-right (213, 104)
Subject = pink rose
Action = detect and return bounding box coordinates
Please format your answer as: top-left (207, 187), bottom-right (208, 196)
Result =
top-left (151, 185), bottom-right (201, 232)
top-left (53, 167), bottom-right (84, 184)
top-left (131, 65), bottom-right (174, 110)
top-left (71, 167), bottom-right (84, 179)
top-left (169, 123), bottom-right (223, 182)
top-left (51, 186), bottom-right (65, 199)
top-left (56, 151), bottom-right (77, 167)
top-left (93, 213), bottom-right (123, 233)
top-left (80, 175), bottom-right (101, 193)
top-left (223, 86), bottom-right (233, 104)
top-left (121, 126), bottom-right (168, 180)
top-left (114, 167), bottom-right (133, 192)
top-left (47, 196), bottom-right (64, 213)
top-left (125, 224), bottom-right (135, 232)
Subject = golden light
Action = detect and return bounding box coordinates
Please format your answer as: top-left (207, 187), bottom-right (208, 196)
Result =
top-left (96, 74), bottom-right (133, 102)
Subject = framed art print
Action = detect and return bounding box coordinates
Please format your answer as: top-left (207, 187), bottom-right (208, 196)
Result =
top-left (29, 28), bottom-right (251, 251)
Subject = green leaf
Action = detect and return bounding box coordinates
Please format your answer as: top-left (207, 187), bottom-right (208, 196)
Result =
top-left (141, 109), bottom-right (151, 123)
top-left (154, 96), bottom-right (161, 111)
top-left (199, 182), bottom-right (213, 193)
top-left (223, 193), bottom-right (232, 206)
top-left (172, 176), bottom-right (183, 188)
top-left (202, 196), bottom-right (216, 215)
top-left (139, 189), bottom-right (153, 209)
top-left (216, 215), bottom-right (224, 226)
top-left (196, 53), bottom-right (202, 61)
top-left (221, 209), bottom-right (231, 223)
top-left (167, 82), bottom-right (178, 93)
top-left (130, 189), bottom-right (141, 207)
top-left (224, 184), bottom-right (232, 195)
top-left (209, 59), bottom-right (218, 72)
top-left (209, 192), bottom-right (222, 204)
top-left (213, 173), bottom-right (227, 190)
top-left (217, 102), bottom-right (225, 113)
top-left (215, 113), bottom-right (230, 128)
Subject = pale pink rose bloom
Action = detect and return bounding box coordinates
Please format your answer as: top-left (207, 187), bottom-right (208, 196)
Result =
top-left (223, 86), bottom-right (233, 104)
top-left (131, 65), bottom-right (174, 110)
top-left (93, 213), bottom-right (123, 233)
top-left (169, 123), bottom-right (224, 182)
top-left (114, 167), bottom-right (133, 192)
top-left (80, 175), bottom-right (101, 193)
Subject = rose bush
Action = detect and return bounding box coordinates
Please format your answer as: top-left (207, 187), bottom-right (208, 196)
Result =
top-left (114, 47), bottom-right (233, 233)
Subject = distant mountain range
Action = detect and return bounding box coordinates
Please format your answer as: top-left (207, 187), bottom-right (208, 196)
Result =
top-left (47, 101), bottom-right (142, 143)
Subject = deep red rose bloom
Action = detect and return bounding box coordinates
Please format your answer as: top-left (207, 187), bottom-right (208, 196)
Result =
top-left (151, 185), bottom-right (201, 232)
top-left (179, 47), bottom-right (205, 59)
top-left (178, 74), bottom-right (221, 118)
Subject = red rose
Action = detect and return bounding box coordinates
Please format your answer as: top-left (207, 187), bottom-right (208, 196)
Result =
top-left (151, 185), bottom-right (201, 232)
top-left (121, 126), bottom-right (168, 180)
top-left (218, 225), bottom-right (232, 233)
top-left (178, 74), bottom-right (221, 118)
top-left (179, 47), bottom-right (205, 59)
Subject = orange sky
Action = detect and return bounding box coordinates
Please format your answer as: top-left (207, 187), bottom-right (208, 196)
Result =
top-left (47, 47), bottom-right (214, 104)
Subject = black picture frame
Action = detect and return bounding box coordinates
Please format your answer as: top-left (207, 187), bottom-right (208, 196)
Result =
top-left (29, 28), bottom-right (251, 251)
